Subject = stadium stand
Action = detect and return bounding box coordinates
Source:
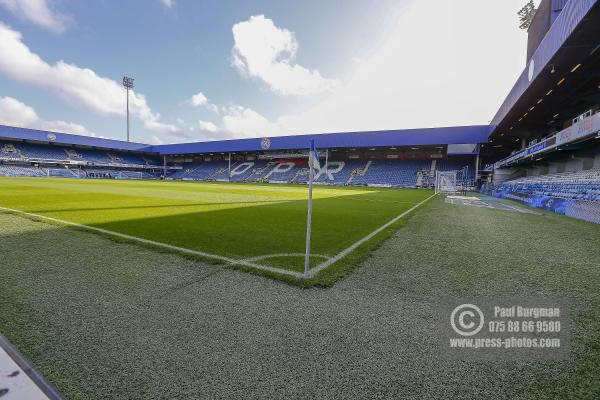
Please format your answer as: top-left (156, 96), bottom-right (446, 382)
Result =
top-left (0, 133), bottom-right (478, 188)
top-left (227, 161), bottom-right (262, 182)
top-left (74, 148), bottom-right (111, 164)
top-left (161, 158), bottom-right (474, 187)
top-left (79, 167), bottom-right (159, 179)
top-left (209, 163), bottom-right (236, 181)
top-left (314, 160), bottom-right (361, 185)
top-left (107, 152), bottom-right (151, 165)
top-left (167, 164), bottom-right (192, 180)
top-left (0, 164), bottom-right (46, 177)
top-left (0, 139), bottom-right (164, 181)
top-left (351, 159), bottom-right (430, 187)
top-left (245, 161), bottom-right (277, 182)
top-left (494, 169), bottom-right (600, 202)
top-left (82, 168), bottom-right (116, 179)
top-left (0, 140), bottom-right (159, 166)
top-left (21, 143), bottom-right (69, 160)
top-left (436, 158), bottom-right (474, 175)
top-left (0, 143), bottom-right (23, 160)
top-left (143, 156), bottom-right (162, 167)
top-left (176, 162), bottom-right (228, 180)
top-left (0, 123), bottom-right (486, 185)
top-left (265, 162), bottom-right (302, 183)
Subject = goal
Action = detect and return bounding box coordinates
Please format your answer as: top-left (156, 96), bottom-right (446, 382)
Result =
top-left (435, 167), bottom-right (472, 195)
top-left (117, 171), bottom-right (143, 179)
top-left (435, 170), bottom-right (458, 194)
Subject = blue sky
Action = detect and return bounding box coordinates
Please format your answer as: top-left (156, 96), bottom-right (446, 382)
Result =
top-left (0, 0), bottom-right (537, 144)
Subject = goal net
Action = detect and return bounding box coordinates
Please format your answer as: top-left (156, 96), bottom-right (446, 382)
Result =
top-left (435, 170), bottom-right (458, 194)
top-left (435, 167), bottom-right (473, 195)
top-left (118, 171), bottom-right (143, 179)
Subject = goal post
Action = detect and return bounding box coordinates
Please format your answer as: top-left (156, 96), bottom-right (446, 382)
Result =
top-left (435, 169), bottom-right (472, 195)
top-left (435, 170), bottom-right (458, 194)
top-left (117, 171), bottom-right (143, 179)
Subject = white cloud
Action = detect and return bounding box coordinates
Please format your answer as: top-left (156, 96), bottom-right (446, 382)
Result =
top-left (231, 15), bottom-right (339, 96)
top-left (0, 96), bottom-right (94, 135)
top-left (0, 22), bottom-right (177, 134)
top-left (187, 91), bottom-right (222, 118)
top-left (214, 2), bottom-right (533, 139)
top-left (161, 0), bottom-right (174, 8)
top-left (177, 1), bottom-right (536, 141)
top-left (189, 91), bottom-right (208, 107)
top-left (198, 120), bottom-right (217, 132)
top-left (206, 103), bottom-right (220, 114)
top-left (0, 0), bottom-right (68, 32)
top-left (148, 135), bottom-right (164, 144)
top-left (273, 0), bottom-right (532, 134)
top-left (221, 105), bottom-right (279, 137)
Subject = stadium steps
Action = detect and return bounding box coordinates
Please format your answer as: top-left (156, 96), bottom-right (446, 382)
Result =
top-left (208, 164), bottom-right (235, 181)
top-left (244, 162), bottom-right (275, 182)
top-left (292, 168), bottom-right (309, 183)
top-left (0, 143), bottom-right (24, 160)
top-left (347, 160), bottom-right (372, 185)
top-left (361, 160), bottom-right (373, 175)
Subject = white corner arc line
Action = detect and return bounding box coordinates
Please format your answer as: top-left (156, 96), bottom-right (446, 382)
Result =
top-left (308, 193), bottom-right (436, 277)
top-left (243, 253), bottom-right (330, 262)
top-left (0, 206), bottom-right (306, 279)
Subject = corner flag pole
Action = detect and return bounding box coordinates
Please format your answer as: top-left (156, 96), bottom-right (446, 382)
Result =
top-left (304, 140), bottom-right (316, 277)
top-left (325, 149), bottom-right (329, 184)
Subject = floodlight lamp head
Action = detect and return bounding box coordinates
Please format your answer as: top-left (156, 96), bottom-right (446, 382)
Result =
top-left (122, 76), bottom-right (134, 89)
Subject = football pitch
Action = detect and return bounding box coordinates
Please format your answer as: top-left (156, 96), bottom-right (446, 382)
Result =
top-left (0, 177), bottom-right (433, 284)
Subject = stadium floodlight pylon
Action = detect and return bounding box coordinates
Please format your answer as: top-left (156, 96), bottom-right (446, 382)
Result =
top-left (122, 76), bottom-right (134, 142)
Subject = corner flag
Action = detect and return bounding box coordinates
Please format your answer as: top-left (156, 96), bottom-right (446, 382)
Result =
top-left (310, 139), bottom-right (320, 170)
top-left (304, 140), bottom-right (318, 277)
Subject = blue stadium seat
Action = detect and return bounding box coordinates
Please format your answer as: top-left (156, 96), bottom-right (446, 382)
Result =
top-left (493, 169), bottom-right (600, 202)
top-left (0, 164), bottom-right (46, 177)
top-left (352, 159), bottom-right (432, 187)
top-left (164, 158), bottom-right (476, 187)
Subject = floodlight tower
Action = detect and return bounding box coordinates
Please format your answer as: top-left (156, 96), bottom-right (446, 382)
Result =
top-left (122, 76), bottom-right (135, 142)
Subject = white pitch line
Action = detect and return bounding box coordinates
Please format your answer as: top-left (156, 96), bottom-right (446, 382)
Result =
top-left (0, 206), bottom-right (305, 279)
top-left (243, 253), bottom-right (330, 262)
top-left (308, 193), bottom-right (436, 277)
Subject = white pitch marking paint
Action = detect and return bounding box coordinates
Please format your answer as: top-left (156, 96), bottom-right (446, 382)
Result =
top-left (0, 206), bottom-right (305, 279)
top-left (243, 253), bottom-right (330, 262)
top-left (446, 195), bottom-right (480, 201)
top-left (308, 193), bottom-right (436, 277)
top-left (264, 162), bottom-right (295, 180)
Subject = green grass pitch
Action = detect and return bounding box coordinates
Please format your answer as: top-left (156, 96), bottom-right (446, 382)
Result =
top-left (0, 177), bottom-right (433, 284)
